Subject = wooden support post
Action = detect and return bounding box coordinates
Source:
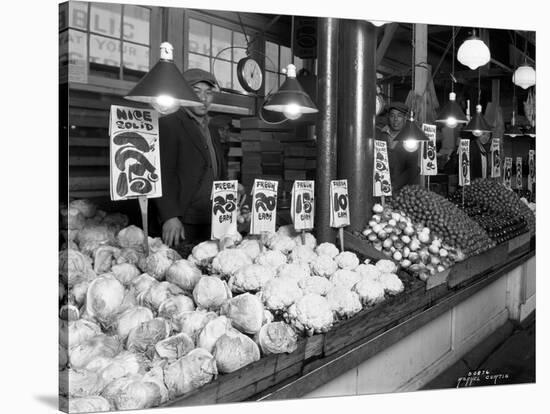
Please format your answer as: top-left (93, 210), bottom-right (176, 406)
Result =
top-left (414, 24), bottom-right (429, 188)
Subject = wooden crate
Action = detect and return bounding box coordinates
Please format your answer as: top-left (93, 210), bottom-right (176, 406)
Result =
top-left (341, 230), bottom-right (388, 262)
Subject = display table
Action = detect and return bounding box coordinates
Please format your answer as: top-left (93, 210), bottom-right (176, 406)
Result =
top-left (165, 236), bottom-right (535, 406)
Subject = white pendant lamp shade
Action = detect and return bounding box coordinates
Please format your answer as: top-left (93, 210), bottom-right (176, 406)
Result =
top-left (457, 35), bottom-right (491, 70)
top-left (513, 64), bottom-right (536, 89)
top-left (369, 20), bottom-right (388, 27)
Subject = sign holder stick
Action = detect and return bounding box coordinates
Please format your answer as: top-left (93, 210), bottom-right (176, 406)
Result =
top-left (138, 196), bottom-right (149, 255)
top-left (381, 195), bottom-right (385, 207)
top-left (301, 230), bottom-right (306, 245)
top-left (338, 227), bottom-right (345, 252)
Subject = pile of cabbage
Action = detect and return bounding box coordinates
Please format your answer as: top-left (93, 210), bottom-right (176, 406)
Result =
top-left (59, 199), bottom-right (405, 412)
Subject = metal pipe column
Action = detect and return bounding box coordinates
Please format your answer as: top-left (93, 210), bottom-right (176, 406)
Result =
top-left (337, 20), bottom-right (377, 233)
top-left (315, 18), bottom-right (340, 243)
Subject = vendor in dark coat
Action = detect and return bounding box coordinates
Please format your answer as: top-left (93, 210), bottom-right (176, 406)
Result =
top-left (375, 102), bottom-right (420, 191)
top-left (153, 69), bottom-right (228, 246)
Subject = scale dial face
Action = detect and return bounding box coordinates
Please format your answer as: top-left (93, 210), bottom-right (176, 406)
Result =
top-left (237, 57), bottom-right (263, 93)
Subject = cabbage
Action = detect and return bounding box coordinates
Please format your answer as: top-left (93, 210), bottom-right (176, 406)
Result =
top-left (131, 273), bottom-right (158, 296)
top-left (69, 280), bottom-right (90, 307)
top-left (117, 225), bottom-right (145, 249)
top-left (141, 251), bottom-right (174, 280)
top-left (197, 316), bottom-right (233, 353)
top-left (101, 213), bottom-right (130, 234)
top-left (62, 318), bottom-right (102, 349)
top-left (96, 351), bottom-right (148, 385)
top-left (111, 263), bottom-right (141, 286)
top-left (69, 334), bottom-right (122, 369)
top-left (68, 396), bottom-right (111, 413)
top-left (60, 207), bottom-right (86, 230)
top-left (155, 333), bottom-right (195, 360)
top-left (92, 245), bottom-right (121, 274)
top-left (114, 306), bottom-right (154, 340)
top-left (171, 310), bottom-right (217, 343)
top-left (138, 281), bottom-right (184, 311)
top-left (70, 199), bottom-right (97, 218)
top-left (191, 240), bottom-right (219, 264)
top-left (76, 224), bottom-right (116, 256)
top-left (165, 259), bottom-right (202, 292)
top-left (158, 295), bottom-right (195, 320)
top-left (126, 318), bottom-right (171, 355)
top-left (220, 293), bottom-right (264, 334)
top-left (213, 329), bottom-right (261, 373)
top-left (193, 276), bottom-right (232, 311)
top-left (59, 304), bottom-right (80, 322)
top-left (163, 348), bottom-right (217, 399)
top-left (59, 344), bottom-right (68, 370)
top-left (102, 376), bottom-right (163, 411)
top-left (86, 275), bottom-right (125, 325)
top-left (59, 249), bottom-right (94, 286)
top-left (59, 368), bottom-right (104, 398)
top-left (116, 247), bottom-right (145, 266)
top-left (257, 322), bottom-right (298, 355)
top-left (142, 364), bottom-right (169, 403)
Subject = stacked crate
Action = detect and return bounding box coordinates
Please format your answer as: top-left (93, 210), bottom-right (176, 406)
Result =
top-left (282, 140), bottom-right (317, 193)
top-left (226, 131), bottom-right (243, 181)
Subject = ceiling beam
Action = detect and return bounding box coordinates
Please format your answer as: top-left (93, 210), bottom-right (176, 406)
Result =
top-left (376, 23), bottom-right (399, 68)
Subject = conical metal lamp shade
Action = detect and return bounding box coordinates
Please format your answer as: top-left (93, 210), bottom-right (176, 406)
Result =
top-left (436, 92), bottom-right (467, 126)
top-left (126, 59), bottom-right (203, 107)
top-left (504, 124), bottom-right (523, 137)
top-left (523, 125), bottom-right (536, 137)
top-left (395, 115), bottom-right (429, 142)
top-left (264, 72), bottom-right (318, 114)
top-left (463, 107), bottom-right (491, 134)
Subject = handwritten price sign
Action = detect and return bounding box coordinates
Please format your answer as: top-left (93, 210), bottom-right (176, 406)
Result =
top-left (210, 180), bottom-right (238, 240)
top-left (373, 140), bottom-right (392, 196)
top-left (491, 138), bottom-right (501, 178)
top-left (503, 157), bottom-right (513, 189)
top-left (516, 157), bottom-right (523, 190)
top-left (330, 180), bottom-right (350, 228)
top-left (291, 181), bottom-right (315, 231)
top-left (250, 179), bottom-right (278, 235)
top-left (458, 139), bottom-right (471, 186)
top-left (528, 150), bottom-right (535, 192)
top-left (109, 105), bottom-right (162, 201)
top-left (420, 124), bottom-right (437, 176)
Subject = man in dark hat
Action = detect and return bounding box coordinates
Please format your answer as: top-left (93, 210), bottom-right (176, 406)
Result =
top-left (376, 102), bottom-right (421, 191)
top-left (152, 68), bottom-right (229, 247)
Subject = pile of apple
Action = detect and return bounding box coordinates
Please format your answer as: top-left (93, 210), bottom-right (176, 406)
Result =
top-left (361, 204), bottom-right (465, 281)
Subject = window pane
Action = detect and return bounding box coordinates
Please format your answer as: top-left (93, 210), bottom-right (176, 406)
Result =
top-left (188, 53), bottom-right (210, 72)
top-left (232, 62), bottom-right (246, 93)
top-left (90, 34), bottom-right (121, 68)
top-left (90, 3), bottom-right (121, 38)
top-left (280, 45), bottom-right (291, 70)
top-left (68, 1), bottom-right (88, 31)
top-left (123, 5), bottom-right (150, 45)
top-left (233, 31), bottom-right (247, 62)
top-left (189, 19), bottom-right (210, 55)
top-left (123, 42), bottom-right (149, 72)
top-left (212, 25), bottom-right (231, 61)
top-left (61, 29), bottom-right (89, 82)
top-left (265, 71), bottom-right (278, 94)
top-left (265, 41), bottom-right (278, 71)
top-left (294, 56), bottom-right (303, 72)
top-left (279, 74), bottom-right (285, 87)
top-left (214, 59), bottom-right (232, 89)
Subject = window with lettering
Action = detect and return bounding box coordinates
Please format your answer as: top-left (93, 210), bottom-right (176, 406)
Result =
top-left (187, 18), bottom-right (249, 93)
top-left (264, 41), bottom-right (304, 94)
top-left (59, 1), bottom-right (151, 83)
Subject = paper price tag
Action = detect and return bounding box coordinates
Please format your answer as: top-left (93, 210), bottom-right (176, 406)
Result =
top-left (109, 105), bottom-right (162, 201)
top-left (490, 138), bottom-right (501, 178)
top-left (373, 140), bottom-right (392, 196)
top-left (210, 180), bottom-right (238, 240)
top-left (528, 150), bottom-right (535, 192)
top-left (458, 139), bottom-right (471, 186)
top-left (330, 180), bottom-right (350, 228)
top-left (504, 157), bottom-right (513, 189)
top-left (250, 179), bottom-right (278, 235)
top-left (291, 181), bottom-right (315, 231)
top-left (420, 124), bottom-right (438, 176)
top-left (516, 157), bottom-right (523, 190)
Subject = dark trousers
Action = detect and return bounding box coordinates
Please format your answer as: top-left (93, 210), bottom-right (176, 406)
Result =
top-left (181, 222), bottom-right (211, 244)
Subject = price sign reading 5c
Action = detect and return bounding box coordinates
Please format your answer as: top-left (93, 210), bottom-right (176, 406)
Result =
top-left (291, 180), bottom-right (314, 231)
top-left (330, 180), bottom-right (350, 228)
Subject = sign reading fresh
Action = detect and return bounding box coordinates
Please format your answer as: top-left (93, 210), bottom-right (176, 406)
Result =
top-left (211, 180), bottom-right (238, 240)
top-left (250, 179), bottom-right (278, 235)
top-left (420, 124), bottom-right (437, 175)
top-left (373, 140), bottom-right (392, 196)
top-left (291, 180), bottom-right (315, 231)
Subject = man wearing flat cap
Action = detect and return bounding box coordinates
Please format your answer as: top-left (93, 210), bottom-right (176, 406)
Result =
top-left (152, 68), bottom-right (228, 247)
top-left (376, 102), bottom-right (420, 191)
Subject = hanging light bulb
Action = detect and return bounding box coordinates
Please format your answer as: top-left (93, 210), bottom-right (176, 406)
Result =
top-left (464, 104), bottom-right (491, 137)
top-left (369, 20), bottom-right (388, 27)
top-left (457, 29), bottom-right (491, 70)
top-left (125, 42), bottom-right (202, 114)
top-left (395, 111), bottom-right (429, 151)
top-left (436, 92), bottom-right (467, 128)
top-left (513, 64), bottom-right (536, 89)
top-left (263, 63), bottom-right (318, 120)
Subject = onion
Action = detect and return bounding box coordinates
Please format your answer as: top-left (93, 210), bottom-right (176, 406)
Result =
top-left (400, 259), bottom-right (411, 268)
top-left (402, 247), bottom-right (410, 258)
top-left (418, 232), bottom-right (430, 244)
top-left (362, 228), bottom-right (372, 237)
top-left (437, 265), bottom-right (446, 273)
top-left (388, 219), bottom-right (397, 227)
top-left (373, 224), bottom-right (383, 233)
top-left (401, 235), bottom-right (411, 244)
top-left (393, 251), bottom-right (402, 261)
top-left (369, 220), bottom-right (377, 229)
top-left (372, 204), bottom-right (384, 214)
top-left (378, 231), bottom-right (388, 240)
top-left (368, 233), bottom-right (378, 242)
top-left (428, 244), bottom-right (439, 255)
top-left (439, 248), bottom-right (448, 258)
top-left (383, 239), bottom-right (393, 249)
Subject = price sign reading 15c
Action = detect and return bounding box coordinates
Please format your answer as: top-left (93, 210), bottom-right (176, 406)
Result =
top-left (330, 179), bottom-right (350, 228)
top-left (291, 180), bottom-right (314, 231)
